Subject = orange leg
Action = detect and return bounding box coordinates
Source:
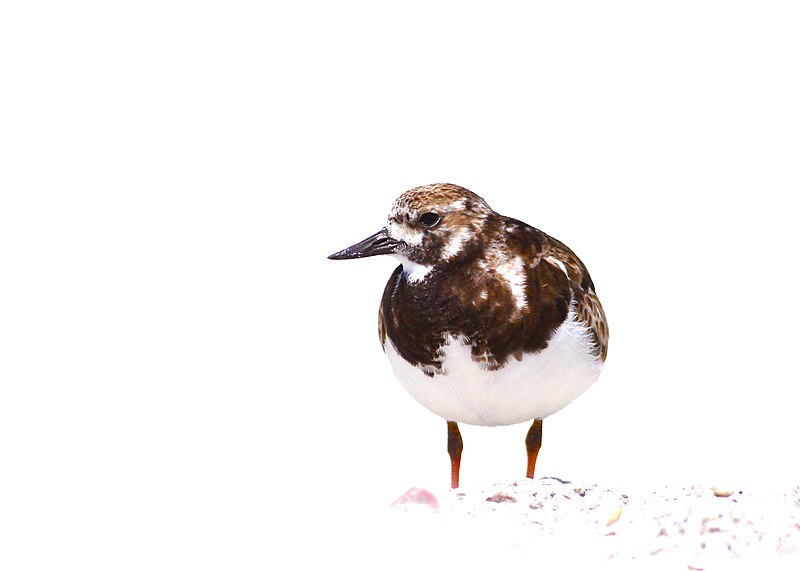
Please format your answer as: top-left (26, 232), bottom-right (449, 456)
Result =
top-left (446, 421), bottom-right (463, 489)
top-left (525, 419), bottom-right (543, 479)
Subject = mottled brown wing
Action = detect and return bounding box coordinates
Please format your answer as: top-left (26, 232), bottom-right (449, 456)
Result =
top-left (544, 237), bottom-right (609, 362)
top-left (577, 289), bottom-right (609, 361)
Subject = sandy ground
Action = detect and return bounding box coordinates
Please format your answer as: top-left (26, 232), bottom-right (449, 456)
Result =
top-left (374, 478), bottom-right (800, 570)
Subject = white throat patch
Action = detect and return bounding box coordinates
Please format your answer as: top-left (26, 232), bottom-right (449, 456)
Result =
top-left (394, 254), bottom-right (432, 283)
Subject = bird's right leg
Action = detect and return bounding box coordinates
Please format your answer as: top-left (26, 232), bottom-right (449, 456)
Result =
top-left (446, 420), bottom-right (463, 489)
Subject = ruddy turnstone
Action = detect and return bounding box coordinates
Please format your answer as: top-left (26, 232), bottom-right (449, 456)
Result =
top-left (329, 183), bottom-right (608, 488)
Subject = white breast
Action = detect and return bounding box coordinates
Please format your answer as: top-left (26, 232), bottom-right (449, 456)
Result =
top-left (384, 307), bottom-right (603, 427)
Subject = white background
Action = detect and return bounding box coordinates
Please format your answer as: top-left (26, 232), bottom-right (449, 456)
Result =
top-left (1, 1), bottom-right (799, 568)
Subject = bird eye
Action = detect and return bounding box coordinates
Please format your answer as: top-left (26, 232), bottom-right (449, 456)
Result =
top-left (419, 212), bottom-right (441, 227)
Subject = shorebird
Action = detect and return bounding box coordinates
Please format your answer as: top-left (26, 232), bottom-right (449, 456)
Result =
top-left (329, 183), bottom-right (608, 488)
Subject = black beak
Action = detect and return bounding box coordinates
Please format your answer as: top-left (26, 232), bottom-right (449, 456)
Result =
top-left (328, 228), bottom-right (404, 260)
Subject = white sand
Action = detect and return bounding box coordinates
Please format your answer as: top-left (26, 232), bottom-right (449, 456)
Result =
top-left (374, 478), bottom-right (800, 570)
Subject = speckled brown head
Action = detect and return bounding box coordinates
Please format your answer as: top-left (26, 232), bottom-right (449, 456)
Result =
top-left (328, 183), bottom-right (497, 279)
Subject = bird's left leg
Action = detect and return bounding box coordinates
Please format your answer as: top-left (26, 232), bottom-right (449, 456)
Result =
top-left (525, 419), bottom-right (543, 479)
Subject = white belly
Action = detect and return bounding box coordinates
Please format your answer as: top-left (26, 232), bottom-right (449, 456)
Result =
top-left (384, 308), bottom-right (603, 426)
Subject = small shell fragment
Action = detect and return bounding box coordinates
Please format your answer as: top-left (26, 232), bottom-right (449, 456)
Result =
top-left (389, 487), bottom-right (440, 512)
top-left (486, 491), bottom-right (518, 503)
top-left (606, 507), bottom-right (624, 526)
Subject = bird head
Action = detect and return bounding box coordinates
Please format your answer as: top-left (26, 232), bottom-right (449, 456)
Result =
top-left (328, 183), bottom-right (495, 281)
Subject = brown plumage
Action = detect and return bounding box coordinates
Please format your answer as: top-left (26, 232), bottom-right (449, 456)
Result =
top-left (376, 185), bottom-right (608, 370)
